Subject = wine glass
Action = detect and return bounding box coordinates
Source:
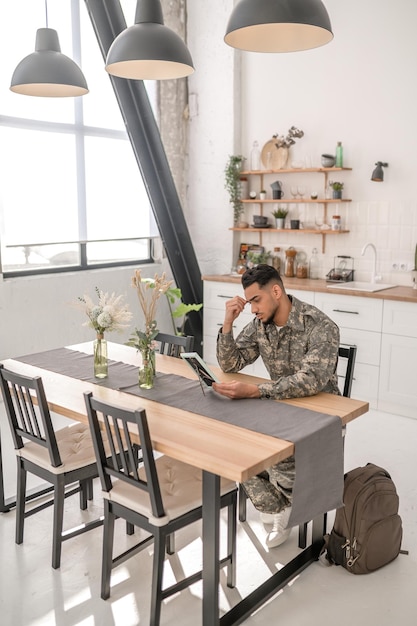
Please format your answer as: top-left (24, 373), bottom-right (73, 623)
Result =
top-left (290, 185), bottom-right (298, 200)
top-left (315, 206), bottom-right (324, 230)
top-left (297, 185), bottom-right (306, 200)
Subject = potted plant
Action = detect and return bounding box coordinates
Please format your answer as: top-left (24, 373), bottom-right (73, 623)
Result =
top-left (259, 189), bottom-right (267, 200)
top-left (246, 249), bottom-right (271, 267)
top-left (225, 155), bottom-right (246, 224)
top-left (330, 181), bottom-right (344, 199)
top-left (271, 207), bottom-right (288, 229)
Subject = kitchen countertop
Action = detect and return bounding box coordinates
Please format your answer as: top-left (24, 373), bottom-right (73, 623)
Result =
top-left (202, 275), bottom-right (417, 304)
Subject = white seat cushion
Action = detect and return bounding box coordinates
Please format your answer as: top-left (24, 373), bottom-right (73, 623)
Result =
top-left (17, 423), bottom-right (100, 475)
top-left (104, 455), bottom-right (236, 526)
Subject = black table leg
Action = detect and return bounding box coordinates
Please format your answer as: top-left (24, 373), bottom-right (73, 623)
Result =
top-left (202, 470), bottom-right (221, 626)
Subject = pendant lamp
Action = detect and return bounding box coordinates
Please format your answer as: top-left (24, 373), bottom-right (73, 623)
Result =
top-left (225, 0), bottom-right (333, 53)
top-left (10, 2), bottom-right (88, 97)
top-left (105, 0), bottom-right (194, 80)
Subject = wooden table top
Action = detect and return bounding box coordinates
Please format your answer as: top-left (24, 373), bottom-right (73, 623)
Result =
top-left (2, 342), bottom-right (368, 483)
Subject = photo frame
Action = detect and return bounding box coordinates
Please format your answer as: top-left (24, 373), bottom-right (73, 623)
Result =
top-left (180, 352), bottom-right (219, 387)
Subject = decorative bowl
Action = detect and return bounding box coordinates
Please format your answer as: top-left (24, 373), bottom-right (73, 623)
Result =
top-left (321, 154), bottom-right (336, 168)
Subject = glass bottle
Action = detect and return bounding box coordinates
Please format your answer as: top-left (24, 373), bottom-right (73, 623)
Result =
top-left (284, 247), bottom-right (297, 277)
top-left (272, 247), bottom-right (281, 273)
top-left (94, 333), bottom-right (108, 379)
top-left (250, 140), bottom-right (261, 171)
top-left (335, 141), bottom-right (343, 167)
top-left (309, 247), bottom-right (320, 279)
top-left (236, 255), bottom-right (246, 275)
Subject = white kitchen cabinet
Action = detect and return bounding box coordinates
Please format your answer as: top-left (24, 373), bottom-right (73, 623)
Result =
top-left (286, 288), bottom-right (315, 306)
top-left (312, 293), bottom-right (383, 406)
top-left (378, 301), bottom-right (417, 419)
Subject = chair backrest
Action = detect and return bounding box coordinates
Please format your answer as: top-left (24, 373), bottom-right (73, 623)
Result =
top-left (338, 344), bottom-right (357, 398)
top-left (83, 391), bottom-right (165, 519)
top-left (0, 364), bottom-right (61, 466)
top-left (155, 332), bottom-right (194, 358)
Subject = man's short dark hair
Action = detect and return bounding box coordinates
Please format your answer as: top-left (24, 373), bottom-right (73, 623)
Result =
top-left (242, 264), bottom-right (285, 290)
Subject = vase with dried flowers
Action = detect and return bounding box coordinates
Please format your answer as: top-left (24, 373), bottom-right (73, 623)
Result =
top-left (127, 270), bottom-right (173, 389)
top-left (78, 288), bottom-right (132, 379)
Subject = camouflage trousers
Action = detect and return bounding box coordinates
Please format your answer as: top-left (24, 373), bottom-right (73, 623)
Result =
top-left (242, 455), bottom-right (295, 515)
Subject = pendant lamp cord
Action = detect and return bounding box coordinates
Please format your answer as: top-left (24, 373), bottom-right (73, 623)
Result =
top-left (45, 0), bottom-right (49, 27)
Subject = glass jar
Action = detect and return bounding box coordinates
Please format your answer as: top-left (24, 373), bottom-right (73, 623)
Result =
top-left (284, 247), bottom-right (297, 277)
top-left (236, 255), bottom-right (246, 274)
top-left (331, 215), bottom-right (342, 231)
top-left (296, 251), bottom-right (308, 279)
top-left (272, 247), bottom-right (281, 273)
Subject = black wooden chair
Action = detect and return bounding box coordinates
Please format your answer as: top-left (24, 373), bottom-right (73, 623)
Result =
top-left (0, 364), bottom-right (104, 568)
top-left (84, 391), bottom-right (237, 626)
top-left (337, 344), bottom-right (357, 398)
top-left (155, 332), bottom-right (194, 357)
top-left (237, 345), bottom-right (358, 547)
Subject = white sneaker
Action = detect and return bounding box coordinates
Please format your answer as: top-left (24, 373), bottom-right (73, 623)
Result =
top-left (260, 512), bottom-right (276, 524)
top-left (265, 507), bottom-right (292, 549)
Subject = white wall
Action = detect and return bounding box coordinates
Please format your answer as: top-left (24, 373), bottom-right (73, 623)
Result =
top-left (187, 0), bottom-right (417, 285)
top-left (0, 264), bottom-right (174, 360)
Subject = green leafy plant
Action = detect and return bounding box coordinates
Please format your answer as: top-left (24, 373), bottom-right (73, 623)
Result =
top-left (330, 181), bottom-right (344, 191)
top-left (225, 155), bottom-right (246, 224)
top-left (271, 207), bottom-right (288, 218)
top-left (165, 286), bottom-right (203, 335)
top-left (246, 250), bottom-right (271, 266)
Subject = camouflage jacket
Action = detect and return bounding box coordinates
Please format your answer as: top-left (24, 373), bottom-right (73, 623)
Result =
top-left (216, 295), bottom-right (340, 400)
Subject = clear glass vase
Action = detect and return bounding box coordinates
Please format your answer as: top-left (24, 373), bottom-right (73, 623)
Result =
top-left (139, 347), bottom-right (156, 389)
top-left (94, 334), bottom-right (108, 379)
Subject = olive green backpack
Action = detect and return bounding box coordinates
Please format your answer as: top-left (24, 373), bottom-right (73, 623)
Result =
top-left (324, 463), bottom-right (403, 574)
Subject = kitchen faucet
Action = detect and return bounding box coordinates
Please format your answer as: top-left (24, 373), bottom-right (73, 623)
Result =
top-left (361, 242), bottom-right (379, 283)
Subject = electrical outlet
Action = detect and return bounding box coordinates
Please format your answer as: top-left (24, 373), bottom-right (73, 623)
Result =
top-left (391, 261), bottom-right (412, 272)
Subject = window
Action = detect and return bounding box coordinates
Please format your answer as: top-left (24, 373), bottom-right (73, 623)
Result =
top-left (0, 0), bottom-right (158, 276)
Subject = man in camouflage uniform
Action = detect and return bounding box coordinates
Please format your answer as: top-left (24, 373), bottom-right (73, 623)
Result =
top-left (212, 264), bottom-right (340, 548)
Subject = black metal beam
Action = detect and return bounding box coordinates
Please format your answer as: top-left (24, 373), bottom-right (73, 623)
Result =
top-left (83, 0), bottom-right (203, 352)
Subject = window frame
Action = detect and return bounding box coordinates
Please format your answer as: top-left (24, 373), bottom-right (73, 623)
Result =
top-left (0, 0), bottom-right (155, 278)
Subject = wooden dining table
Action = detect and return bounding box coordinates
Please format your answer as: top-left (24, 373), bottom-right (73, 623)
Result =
top-left (1, 342), bottom-right (369, 625)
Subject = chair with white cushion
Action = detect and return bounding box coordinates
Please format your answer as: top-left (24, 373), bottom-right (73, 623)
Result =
top-left (84, 391), bottom-right (237, 626)
top-left (0, 364), bottom-right (104, 569)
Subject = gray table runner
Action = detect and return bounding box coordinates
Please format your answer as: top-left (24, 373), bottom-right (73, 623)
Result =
top-left (16, 347), bottom-right (344, 526)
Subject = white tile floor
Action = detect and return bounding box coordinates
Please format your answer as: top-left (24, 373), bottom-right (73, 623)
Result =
top-left (0, 407), bottom-right (416, 626)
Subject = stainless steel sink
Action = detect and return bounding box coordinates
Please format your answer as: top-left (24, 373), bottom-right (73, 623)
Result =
top-left (327, 281), bottom-right (397, 293)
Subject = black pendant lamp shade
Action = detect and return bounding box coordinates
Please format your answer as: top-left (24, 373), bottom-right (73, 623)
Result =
top-left (10, 28), bottom-right (88, 97)
top-left (224, 0), bottom-right (333, 53)
top-left (105, 0), bottom-right (194, 80)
